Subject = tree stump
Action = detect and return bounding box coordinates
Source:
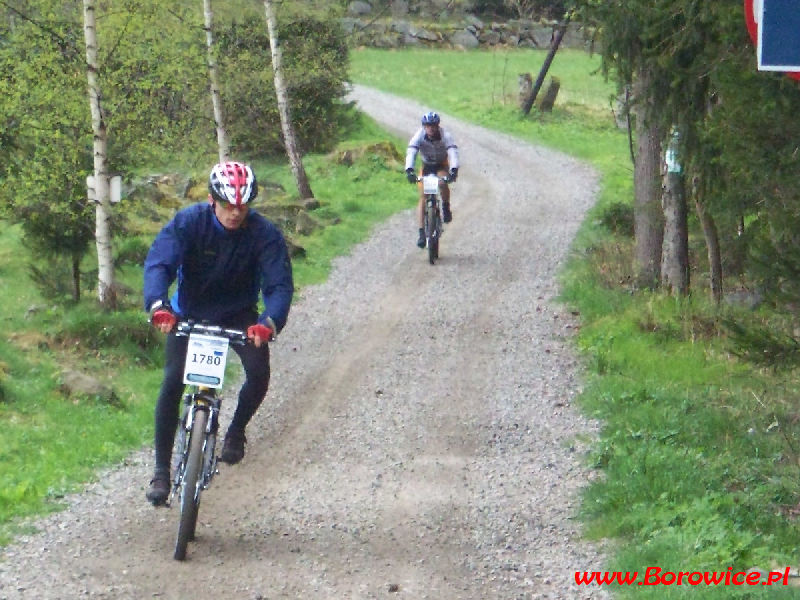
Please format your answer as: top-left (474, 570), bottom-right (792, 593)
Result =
top-left (518, 73), bottom-right (532, 111)
top-left (537, 76), bottom-right (560, 112)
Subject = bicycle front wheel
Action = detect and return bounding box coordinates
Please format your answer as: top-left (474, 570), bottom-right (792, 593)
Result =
top-left (174, 408), bottom-right (208, 561)
top-left (427, 203), bottom-right (439, 265)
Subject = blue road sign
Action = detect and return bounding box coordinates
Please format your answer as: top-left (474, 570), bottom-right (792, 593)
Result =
top-left (759, 0), bottom-right (800, 70)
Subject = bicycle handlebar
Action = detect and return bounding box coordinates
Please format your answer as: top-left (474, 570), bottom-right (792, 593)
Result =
top-left (416, 175), bottom-right (451, 183)
top-left (174, 321), bottom-right (249, 345)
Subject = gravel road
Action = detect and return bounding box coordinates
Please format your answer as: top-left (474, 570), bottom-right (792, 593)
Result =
top-left (0, 86), bottom-right (610, 599)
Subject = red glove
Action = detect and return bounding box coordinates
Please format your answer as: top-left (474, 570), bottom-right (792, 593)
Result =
top-left (151, 309), bottom-right (177, 331)
top-left (247, 323), bottom-right (274, 343)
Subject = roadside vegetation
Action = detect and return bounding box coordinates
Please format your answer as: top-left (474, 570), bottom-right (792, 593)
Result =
top-left (352, 48), bottom-right (800, 598)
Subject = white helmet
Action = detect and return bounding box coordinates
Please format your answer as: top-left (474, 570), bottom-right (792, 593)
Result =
top-left (208, 161), bottom-right (258, 206)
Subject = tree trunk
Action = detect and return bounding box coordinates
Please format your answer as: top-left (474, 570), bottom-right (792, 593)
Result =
top-left (83, 0), bottom-right (116, 309)
top-left (693, 187), bottom-right (723, 306)
top-left (661, 169), bottom-right (689, 295)
top-left (632, 68), bottom-right (664, 289)
top-left (204, 0), bottom-right (229, 163)
top-left (263, 0), bottom-right (314, 200)
top-left (520, 15), bottom-right (570, 116)
top-left (72, 253), bottom-right (81, 302)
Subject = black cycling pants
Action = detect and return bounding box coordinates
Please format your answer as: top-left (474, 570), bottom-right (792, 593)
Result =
top-left (152, 319), bottom-right (270, 473)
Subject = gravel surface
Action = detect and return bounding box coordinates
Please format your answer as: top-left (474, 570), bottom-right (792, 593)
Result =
top-left (0, 86), bottom-right (611, 599)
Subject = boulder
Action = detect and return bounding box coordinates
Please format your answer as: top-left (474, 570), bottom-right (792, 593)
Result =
top-left (60, 369), bottom-right (122, 407)
top-left (295, 212), bottom-right (320, 236)
top-left (348, 1), bottom-right (372, 16)
top-left (451, 29), bottom-right (479, 49)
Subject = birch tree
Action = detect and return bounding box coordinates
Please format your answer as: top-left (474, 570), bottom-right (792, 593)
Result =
top-left (83, 0), bottom-right (116, 309)
top-left (263, 0), bottom-right (314, 200)
top-left (203, 0), bottom-right (229, 163)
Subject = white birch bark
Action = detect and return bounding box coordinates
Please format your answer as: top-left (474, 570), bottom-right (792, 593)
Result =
top-left (263, 0), bottom-right (314, 199)
top-left (204, 0), bottom-right (229, 163)
top-left (83, 0), bottom-right (116, 308)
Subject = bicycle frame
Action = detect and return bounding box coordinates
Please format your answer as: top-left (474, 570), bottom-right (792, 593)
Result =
top-left (420, 173), bottom-right (450, 265)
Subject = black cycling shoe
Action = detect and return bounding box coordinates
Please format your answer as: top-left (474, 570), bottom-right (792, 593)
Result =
top-left (146, 471), bottom-right (170, 506)
top-left (416, 228), bottom-right (426, 249)
top-left (220, 428), bottom-right (247, 465)
top-left (442, 201), bottom-right (452, 223)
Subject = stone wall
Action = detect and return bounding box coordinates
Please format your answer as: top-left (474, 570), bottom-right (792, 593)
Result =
top-left (342, 5), bottom-right (594, 51)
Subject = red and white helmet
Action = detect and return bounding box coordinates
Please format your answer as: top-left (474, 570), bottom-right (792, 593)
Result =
top-left (208, 161), bottom-right (258, 206)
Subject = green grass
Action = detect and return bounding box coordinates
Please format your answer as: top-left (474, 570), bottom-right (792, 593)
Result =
top-left (349, 47), bottom-right (627, 168)
top-left (352, 48), bottom-right (800, 598)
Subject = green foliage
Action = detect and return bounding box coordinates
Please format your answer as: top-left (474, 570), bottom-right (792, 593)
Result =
top-left (97, 1), bottom-right (213, 166)
top-left (0, 1), bottom-right (95, 277)
top-left (597, 201), bottom-right (634, 237)
top-left (724, 317), bottom-right (800, 369)
top-left (502, 0), bottom-right (567, 20)
top-left (27, 260), bottom-right (77, 302)
top-left (559, 172), bottom-right (800, 596)
top-left (570, 0), bottom-right (800, 370)
top-left (0, 0), bottom-right (352, 308)
top-left (216, 7), bottom-right (350, 157)
top-left (570, 281), bottom-right (800, 595)
top-left (114, 236), bottom-right (151, 267)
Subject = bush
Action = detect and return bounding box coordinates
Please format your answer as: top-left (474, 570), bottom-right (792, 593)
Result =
top-left (597, 201), bottom-right (634, 237)
top-left (217, 11), bottom-right (350, 157)
top-left (115, 236), bottom-right (151, 267)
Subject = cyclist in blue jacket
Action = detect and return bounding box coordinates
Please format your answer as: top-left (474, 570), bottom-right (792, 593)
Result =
top-left (143, 161), bottom-right (294, 506)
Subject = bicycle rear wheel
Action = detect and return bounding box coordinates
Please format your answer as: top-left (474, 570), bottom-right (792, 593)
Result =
top-left (174, 408), bottom-right (208, 560)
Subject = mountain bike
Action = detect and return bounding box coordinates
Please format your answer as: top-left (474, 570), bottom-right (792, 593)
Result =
top-left (418, 173), bottom-right (451, 265)
top-left (168, 320), bottom-right (248, 561)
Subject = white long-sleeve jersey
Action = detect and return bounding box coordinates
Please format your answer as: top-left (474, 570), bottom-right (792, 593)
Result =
top-left (404, 126), bottom-right (459, 171)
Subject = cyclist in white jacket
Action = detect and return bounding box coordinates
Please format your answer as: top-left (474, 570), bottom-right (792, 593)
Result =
top-left (404, 111), bottom-right (459, 248)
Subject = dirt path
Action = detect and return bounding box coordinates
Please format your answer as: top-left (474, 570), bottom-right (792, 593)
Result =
top-left (0, 86), bottom-right (610, 600)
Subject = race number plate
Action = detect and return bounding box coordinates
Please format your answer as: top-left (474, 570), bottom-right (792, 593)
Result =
top-left (182, 333), bottom-right (230, 388)
top-left (422, 174), bottom-right (440, 195)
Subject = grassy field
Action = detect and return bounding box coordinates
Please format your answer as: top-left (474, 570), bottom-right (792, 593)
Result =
top-left (351, 47), bottom-right (800, 598)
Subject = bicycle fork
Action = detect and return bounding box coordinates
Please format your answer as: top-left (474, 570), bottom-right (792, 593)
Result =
top-left (425, 196), bottom-right (440, 241)
top-left (169, 392), bottom-right (222, 506)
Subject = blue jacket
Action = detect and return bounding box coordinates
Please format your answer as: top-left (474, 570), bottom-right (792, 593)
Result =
top-left (143, 202), bottom-right (293, 332)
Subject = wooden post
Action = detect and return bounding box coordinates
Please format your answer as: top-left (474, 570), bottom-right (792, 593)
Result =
top-left (537, 76), bottom-right (560, 112)
top-left (521, 15), bottom-right (570, 116)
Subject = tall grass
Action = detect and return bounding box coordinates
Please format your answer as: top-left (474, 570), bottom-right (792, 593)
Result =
top-left (352, 48), bottom-right (800, 598)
